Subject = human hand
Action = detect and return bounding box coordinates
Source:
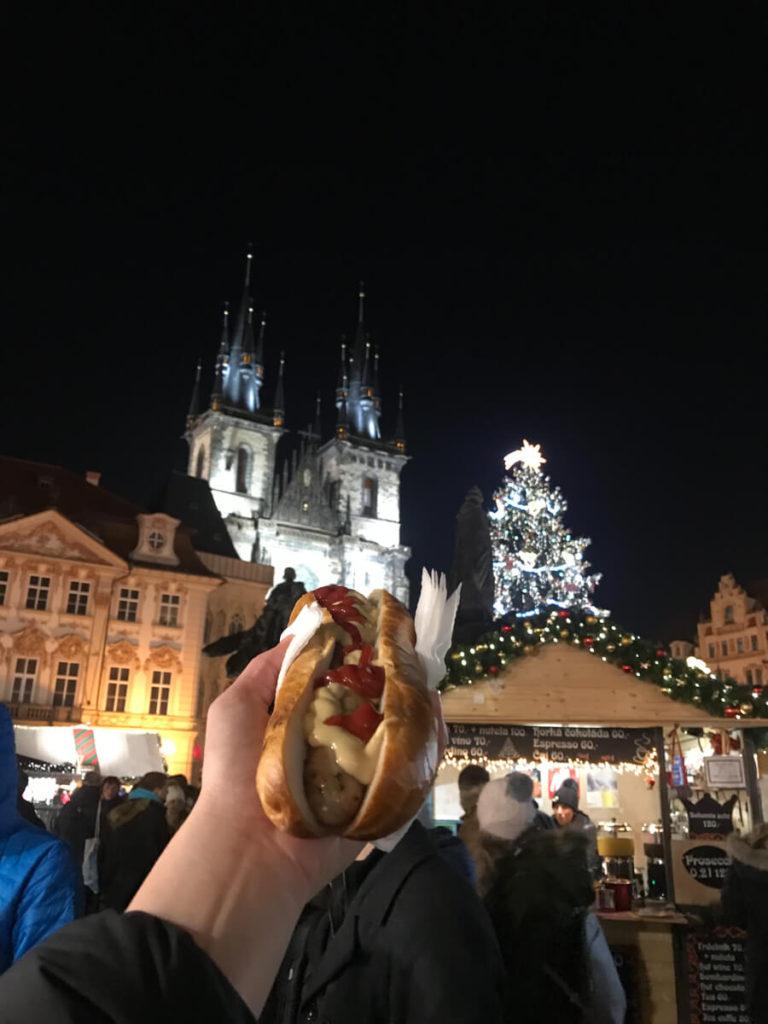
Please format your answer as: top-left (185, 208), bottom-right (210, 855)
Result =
top-left (130, 640), bottom-right (361, 1015)
top-left (195, 638), bottom-right (362, 904)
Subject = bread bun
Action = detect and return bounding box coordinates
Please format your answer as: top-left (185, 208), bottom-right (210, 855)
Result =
top-left (256, 588), bottom-right (438, 839)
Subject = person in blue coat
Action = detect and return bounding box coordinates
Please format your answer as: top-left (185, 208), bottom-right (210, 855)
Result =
top-left (0, 704), bottom-right (80, 972)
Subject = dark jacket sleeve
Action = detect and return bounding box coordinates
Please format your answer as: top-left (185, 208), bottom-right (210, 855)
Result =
top-left (0, 910), bottom-right (256, 1024)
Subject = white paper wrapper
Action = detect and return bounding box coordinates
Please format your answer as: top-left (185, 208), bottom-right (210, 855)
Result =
top-left (277, 601), bottom-right (326, 693)
top-left (375, 569), bottom-right (460, 851)
top-left (414, 568), bottom-right (462, 691)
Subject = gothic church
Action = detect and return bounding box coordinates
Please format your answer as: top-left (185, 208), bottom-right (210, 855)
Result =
top-left (184, 250), bottom-right (411, 604)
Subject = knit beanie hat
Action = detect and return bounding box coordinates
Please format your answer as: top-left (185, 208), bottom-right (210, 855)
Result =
top-left (477, 772), bottom-right (536, 842)
top-left (553, 777), bottom-right (579, 811)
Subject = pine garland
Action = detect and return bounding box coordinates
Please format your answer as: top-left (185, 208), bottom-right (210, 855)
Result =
top-left (443, 606), bottom-right (768, 723)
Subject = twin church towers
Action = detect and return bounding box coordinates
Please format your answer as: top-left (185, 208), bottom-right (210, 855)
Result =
top-left (184, 248), bottom-right (411, 603)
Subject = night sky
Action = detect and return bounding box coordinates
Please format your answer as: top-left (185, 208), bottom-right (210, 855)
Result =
top-left (3, 6), bottom-right (766, 641)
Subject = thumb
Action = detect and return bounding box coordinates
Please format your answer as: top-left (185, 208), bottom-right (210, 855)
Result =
top-left (229, 637), bottom-right (292, 709)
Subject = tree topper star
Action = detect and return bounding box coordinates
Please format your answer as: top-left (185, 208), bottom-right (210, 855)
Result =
top-left (504, 439), bottom-right (547, 472)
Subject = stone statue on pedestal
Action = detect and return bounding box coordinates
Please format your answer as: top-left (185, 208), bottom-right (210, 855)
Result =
top-left (203, 567), bottom-right (306, 677)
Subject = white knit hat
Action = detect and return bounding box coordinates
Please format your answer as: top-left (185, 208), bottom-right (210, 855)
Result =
top-left (477, 774), bottom-right (536, 841)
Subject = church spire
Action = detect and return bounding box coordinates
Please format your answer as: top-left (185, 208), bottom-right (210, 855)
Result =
top-left (312, 392), bottom-right (322, 440)
top-left (336, 338), bottom-right (348, 399)
top-left (350, 281), bottom-right (366, 382)
top-left (394, 388), bottom-right (406, 452)
top-left (372, 347), bottom-right (381, 413)
top-left (233, 244), bottom-right (253, 349)
top-left (241, 303), bottom-right (256, 363)
top-left (273, 352), bottom-right (285, 427)
top-left (255, 310), bottom-right (266, 374)
top-left (211, 301), bottom-right (229, 411)
top-left (186, 358), bottom-right (202, 427)
top-left (335, 338), bottom-right (349, 440)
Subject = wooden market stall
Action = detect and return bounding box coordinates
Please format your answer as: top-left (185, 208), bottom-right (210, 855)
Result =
top-left (439, 640), bottom-right (768, 1024)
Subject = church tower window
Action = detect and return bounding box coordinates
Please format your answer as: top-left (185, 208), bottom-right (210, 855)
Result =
top-left (236, 446), bottom-right (250, 494)
top-left (195, 447), bottom-right (206, 479)
top-left (362, 477), bottom-right (378, 517)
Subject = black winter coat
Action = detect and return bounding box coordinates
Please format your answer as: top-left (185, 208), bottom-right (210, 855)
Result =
top-left (262, 821), bottom-right (504, 1024)
top-left (721, 829), bottom-right (768, 1020)
top-left (54, 785), bottom-right (101, 867)
top-left (0, 910), bottom-right (254, 1023)
top-left (99, 798), bottom-right (170, 911)
top-left (481, 827), bottom-right (595, 1023)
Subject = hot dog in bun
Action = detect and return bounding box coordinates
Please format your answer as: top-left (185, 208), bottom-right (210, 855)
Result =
top-left (256, 584), bottom-right (438, 839)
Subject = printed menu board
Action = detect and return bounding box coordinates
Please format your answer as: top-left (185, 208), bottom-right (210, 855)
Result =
top-left (446, 723), bottom-right (654, 765)
top-left (687, 927), bottom-right (748, 1024)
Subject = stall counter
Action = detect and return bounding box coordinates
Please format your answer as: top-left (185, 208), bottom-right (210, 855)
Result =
top-left (597, 910), bottom-right (688, 1024)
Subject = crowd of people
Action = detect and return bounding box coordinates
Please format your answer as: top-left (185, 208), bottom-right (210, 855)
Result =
top-left (1, 642), bottom-right (767, 1021)
top-left (1, 703), bottom-right (200, 971)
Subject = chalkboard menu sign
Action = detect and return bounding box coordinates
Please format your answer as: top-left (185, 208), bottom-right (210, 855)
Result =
top-left (687, 927), bottom-right (748, 1024)
top-left (682, 795), bottom-right (737, 840)
top-left (446, 723), bottom-right (655, 765)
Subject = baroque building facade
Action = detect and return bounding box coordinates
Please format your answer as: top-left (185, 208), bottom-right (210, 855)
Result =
top-left (185, 251), bottom-right (411, 604)
top-left (0, 458), bottom-right (270, 778)
top-left (694, 574), bottom-right (768, 687)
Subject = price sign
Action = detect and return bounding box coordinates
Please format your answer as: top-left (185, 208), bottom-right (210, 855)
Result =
top-left (682, 845), bottom-right (731, 890)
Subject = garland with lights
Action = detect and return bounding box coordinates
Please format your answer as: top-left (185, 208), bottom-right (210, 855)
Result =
top-left (443, 606), bottom-right (768, 723)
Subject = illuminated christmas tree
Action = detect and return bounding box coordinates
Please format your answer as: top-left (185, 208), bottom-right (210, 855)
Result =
top-left (489, 440), bottom-right (602, 617)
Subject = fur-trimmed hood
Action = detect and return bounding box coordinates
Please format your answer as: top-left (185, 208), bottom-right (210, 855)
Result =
top-left (728, 826), bottom-right (768, 873)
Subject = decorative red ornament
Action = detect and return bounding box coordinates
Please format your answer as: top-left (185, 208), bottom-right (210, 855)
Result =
top-left (724, 706), bottom-right (739, 718)
top-left (753, 689), bottom-right (763, 700)
top-left (557, 610), bottom-right (569, 619)
top-left (621, 664), bottom-right (632, 673)
top-left (489, 665), bottom-right (500, 675)
top-left (583, 636), bottom-right (594, 646)
top-left (707, 731), bottom-right (723, 755)
top-left (655, 648), bottom-right (666, 658)
top-left (501, 625), bottom-right (512, 633)
top-left (192, 742), bottom-right (203, 761)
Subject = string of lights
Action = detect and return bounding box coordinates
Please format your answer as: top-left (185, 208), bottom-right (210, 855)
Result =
top-left (443, 606), bottom-right (768, 723)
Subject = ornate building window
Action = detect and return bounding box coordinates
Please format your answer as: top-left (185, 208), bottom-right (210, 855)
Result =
top-left (0, 570), bottom-right (8, 606)
top-left (361, 477), bottom-right (378, 517)
top-left (159, 593), bottom-right (180, 627)
top-left (721, 641), bottom-right (728, 656)
top-left (751, 634), bottom-right (759, 651)
top-left (737, 637), bottom-right (744, 653)
top-left (11, 658), bottom-right (37, 703)
top-left (195, 447), bottom-right (206, 479)
top-left (26, 575), bottom-right (51, 611)
top-left (106, 666), bottom-right (129, 712)
top-left (708, 643), bottom-right (715, 659)
top-left (149, 670), bottom-right (171, 715)
top-left (53, 661), bottom-right (79, 707)
top-left (724, 605), bottom-right (734, 624)
top-left (66, 580), bottom-right (91, 616)
top-left (117, 588), bottom-right (140, 622)
top-left (236, 446), bottom-right (250, 494)
top-left (148, 531), bottom-right (166, 552)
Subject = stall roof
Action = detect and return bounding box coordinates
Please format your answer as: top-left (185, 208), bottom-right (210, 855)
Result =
top-left (441, 643), bottom-right (768, 728)
top-left (13, 726), bottom-right (164, 778)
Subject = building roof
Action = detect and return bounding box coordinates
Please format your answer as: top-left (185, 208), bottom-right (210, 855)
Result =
top-left (154, 471), bottom-right (238, 558)
top-left (0, 456), bottom-right (216, 578)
